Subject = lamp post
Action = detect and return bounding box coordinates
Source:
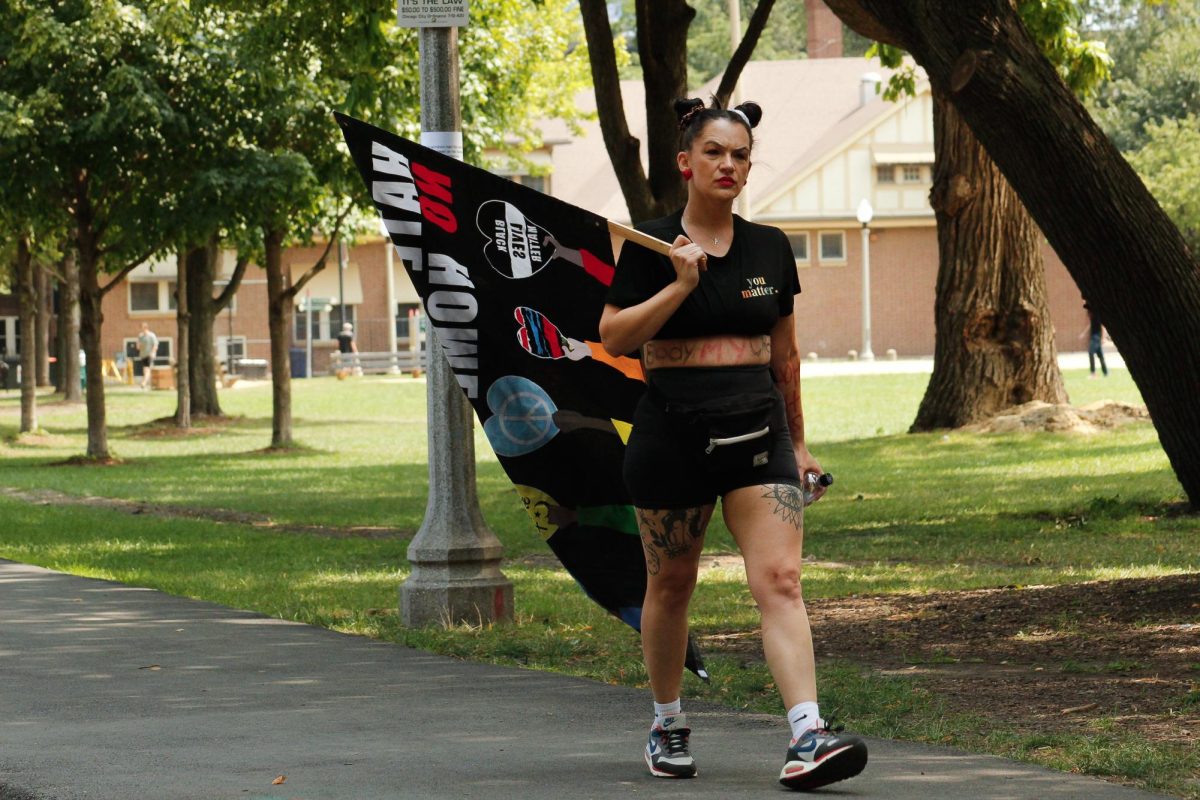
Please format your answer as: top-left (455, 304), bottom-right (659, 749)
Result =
top-left (856, 198), bottom-right (876, 361)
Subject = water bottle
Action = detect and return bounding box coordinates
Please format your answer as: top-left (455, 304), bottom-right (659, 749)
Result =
top-left (802, 471), bottom-right (834, 506)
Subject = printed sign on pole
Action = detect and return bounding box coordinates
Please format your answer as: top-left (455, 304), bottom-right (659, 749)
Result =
top-left (396, 0), bottom-right (469, 28)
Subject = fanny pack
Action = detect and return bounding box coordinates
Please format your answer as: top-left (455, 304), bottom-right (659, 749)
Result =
top-left (646, 382), bottom-right (777, 472)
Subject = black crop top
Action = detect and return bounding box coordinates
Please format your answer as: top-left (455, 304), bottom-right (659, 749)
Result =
top-left (605, 209), bottom-right (801, 340)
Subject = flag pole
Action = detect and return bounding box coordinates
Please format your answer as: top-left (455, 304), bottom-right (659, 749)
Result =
top-left (607, 220), bottom-right (672, 256)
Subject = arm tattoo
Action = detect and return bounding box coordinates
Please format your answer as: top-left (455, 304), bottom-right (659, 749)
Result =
top-left (636, 507), bottom-right (708, 576)
top-left (760, 484), bottom-right (805, 530)
top-left (773, 359), bottom-right (804, 436)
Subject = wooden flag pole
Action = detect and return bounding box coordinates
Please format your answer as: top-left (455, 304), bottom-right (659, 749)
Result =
top-left (607, 220), bottom-right (672, 256)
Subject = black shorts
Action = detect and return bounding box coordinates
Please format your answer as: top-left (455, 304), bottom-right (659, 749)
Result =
top-left (623, 367), bottom-right (801, 509)
top-left (139, 356), bottom-right (153, 369)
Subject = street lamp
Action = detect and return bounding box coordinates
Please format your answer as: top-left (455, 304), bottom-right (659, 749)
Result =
top-left (856, 198), bottom-right (876, 361)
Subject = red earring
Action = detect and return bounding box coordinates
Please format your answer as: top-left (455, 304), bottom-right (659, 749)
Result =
top-left (681, 168), bottom-right (693, 181)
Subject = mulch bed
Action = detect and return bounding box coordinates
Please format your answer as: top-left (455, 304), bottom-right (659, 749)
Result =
top-left (706, 573), bottom-right (1200, 743)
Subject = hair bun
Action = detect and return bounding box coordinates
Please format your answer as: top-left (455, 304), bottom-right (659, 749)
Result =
top-left (734, 102), bottom-right (762, 129)
top-left (674, 97), bottom-right (706, 129)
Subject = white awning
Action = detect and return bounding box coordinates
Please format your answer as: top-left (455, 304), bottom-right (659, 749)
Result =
top-left (872, 148), bottom-right (934, 165)
top-left (290, 261), bottom-right (364, 306)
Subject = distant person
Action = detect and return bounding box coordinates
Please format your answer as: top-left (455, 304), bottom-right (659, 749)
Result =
top-left (337, 322), bottom-right (361, 377)
top-left (136, 322), bottom-right (159, 389)
top-left (1080, 303), bottom-right (1108, 378)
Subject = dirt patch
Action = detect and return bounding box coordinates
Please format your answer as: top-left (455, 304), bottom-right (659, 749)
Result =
top-left (0, 487), bottom-right (412, 540)
top-left (703, 574), bottom-right (1200, 744)
top-left (965, 400), bottom-right (1149, 434)
top-left (124, 415), bottom-right (242, 439)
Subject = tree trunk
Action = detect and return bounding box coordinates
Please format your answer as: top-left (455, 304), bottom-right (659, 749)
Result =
top-left (912, 96), bottom-right (1067, 430)
top-left (34, 261), bottom-right (52, 388)
top-left (264, 228), bottom-right (294, 448)
top-left (824, 0), bottom-right (1200, 505)
top-left (77, 242), bottom-right (109, 460)
top-left (175, 250), bottom-right (191, 429)
top-left (637, 0), bottom-right (694, 216)
top-left (59, 249), bottom-right (82, 403)
top-left (185, 243), bottom-right (222, 416)
top-left (14, 238), bottom-right (38, 433)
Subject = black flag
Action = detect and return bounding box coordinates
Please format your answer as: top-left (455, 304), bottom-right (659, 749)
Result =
top-left (336, 113), bottom-right (707, 679)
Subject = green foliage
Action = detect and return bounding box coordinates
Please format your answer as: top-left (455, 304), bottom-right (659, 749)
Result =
top-left (1127, 113), bottom-right (1200, 252)
top-left (612, 1), bottom-right (868, 90)
top-left (0, 0), bottom-right (189, 266)
top-left (1020, 0), bottom-right (1114, 95)
top-left (1089, 5), bottom-right (1200, 150)
top-left (685, 0), bottom-right (808, 87)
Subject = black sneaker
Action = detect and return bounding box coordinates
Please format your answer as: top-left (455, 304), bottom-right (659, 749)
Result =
top-left (645, 713), bottom-right (697, 778)
top-left (779, 721), bottom-right (868, 791)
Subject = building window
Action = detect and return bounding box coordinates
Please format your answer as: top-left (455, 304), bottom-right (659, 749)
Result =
top-left (217, 336), bottom-right (246, 370)
top-left (819, 231), bottom-right (846, 263)
top-left (0, 316), bottom-right (19, 357)
top-left (122, 337), bottom-right (173, 374)
top-left (294, 303), bottom-right (357, 342)
top-left (396, 303), bottom-right (422, 341)
top-left (901, 164), bottom-right (923, 183)
top-left (787, 233), bottom-right (810, 264)
top-left (876, 165), bottom-right (896, 184)
top-left (512, 174), bottom-right (548, 194)
top-left (129, 280), bottom-right (177, 313)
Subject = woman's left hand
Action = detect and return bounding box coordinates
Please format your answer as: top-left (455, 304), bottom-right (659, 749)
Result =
top-left (793, 443), bottom-right (827, 503)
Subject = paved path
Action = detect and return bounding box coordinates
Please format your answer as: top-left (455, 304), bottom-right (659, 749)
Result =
top-left (0, 560), bottom-right (1166, 800)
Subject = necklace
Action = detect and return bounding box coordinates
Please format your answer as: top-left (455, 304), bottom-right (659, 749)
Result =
top-left (683, 216), bottom-right (728, 246)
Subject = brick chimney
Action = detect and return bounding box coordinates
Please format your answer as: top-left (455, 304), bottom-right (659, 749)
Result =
top-left (805, 0), bottom-right (844, 59)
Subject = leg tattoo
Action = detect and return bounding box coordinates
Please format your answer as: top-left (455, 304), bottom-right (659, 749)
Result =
top-left (636, 507), bottom-right (708, 576)
top-left (760, 484), bottom-right (805, 529)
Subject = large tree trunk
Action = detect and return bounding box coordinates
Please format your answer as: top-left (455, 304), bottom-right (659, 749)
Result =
top-left (14, 238), bottom-right (38, 433)
top-left (184, 243), bottom-right (222, 416)
top-left (178, 238), bottom-right (247, 418)
top-left (77, 243), bottom-right (109, 460)
top-left (34, 262), bottom-right (51, 388)
top-left (912, 96), bottom-right (1067, 430)
top-left (175, 250), bottom-right (191, 429)
top-left (637, 0), bottom-right (693, 216)
top-left (58, 249), bottom-right (82, 403)
top-left (264, 229), bottom-right (294, 449)
top-left (824, 0), bottom-right (1200, 505)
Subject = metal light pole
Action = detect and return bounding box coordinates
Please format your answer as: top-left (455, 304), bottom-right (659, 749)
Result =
top-left (856, 198), bottom-right (876, 361)
top-left (400, 13), bottom-right (513, 627)
top-left (337, 237), bottom-right (347, 333)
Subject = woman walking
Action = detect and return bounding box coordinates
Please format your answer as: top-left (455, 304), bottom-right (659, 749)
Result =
top-left (600, 97), bottom-right (867, 791)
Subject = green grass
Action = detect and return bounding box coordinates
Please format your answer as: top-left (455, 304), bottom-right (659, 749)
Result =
top-left (1, 367), bottom-right (1198, 797)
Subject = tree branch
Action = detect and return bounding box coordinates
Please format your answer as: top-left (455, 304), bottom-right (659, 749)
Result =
top-left (213, 254), bottom-right (249, 313)
top-left (578, 0), bottom-right (656, 220)
top-left (281, 206), bottom-right (353, 302)
top-left (822, 0), bottom-right (909, 49)
top-left (98, 246), bottom-right (160, 297)
top-left (715, 0), bottom-right (777, 107)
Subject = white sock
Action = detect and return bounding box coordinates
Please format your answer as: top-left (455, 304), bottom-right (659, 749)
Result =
top-left (653, 698), bottom-right (682, 729)
top-left (787, 701), bottom-right (821, 741)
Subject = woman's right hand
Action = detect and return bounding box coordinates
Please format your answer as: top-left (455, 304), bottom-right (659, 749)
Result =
top-left (669, 234), bottom-right (707, 290)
